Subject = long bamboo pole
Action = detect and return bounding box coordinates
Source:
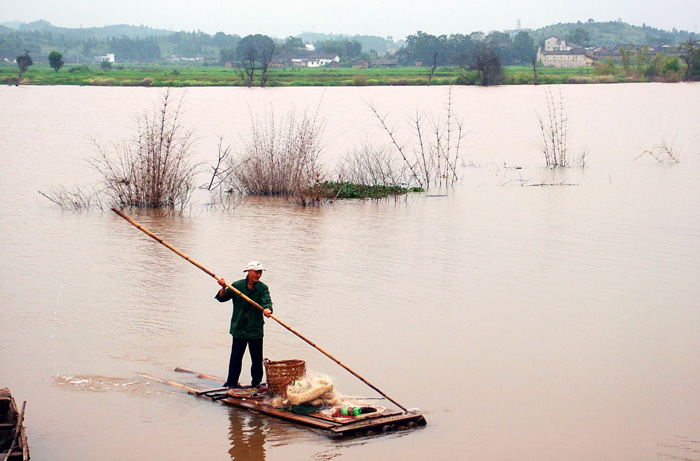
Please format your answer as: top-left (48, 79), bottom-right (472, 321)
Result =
top-left (175, 366), bottom-right (225, 383)
top-left (139, 374), bottom-right (199, 394)
top-left (112, 207), bottom-right (408, 412)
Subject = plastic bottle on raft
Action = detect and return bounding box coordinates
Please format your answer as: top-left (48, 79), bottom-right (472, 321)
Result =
top-left (332, 406), bottom-right (377, 417)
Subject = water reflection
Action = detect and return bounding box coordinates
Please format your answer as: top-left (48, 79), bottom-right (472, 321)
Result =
top-left (227, 408), bottom-right (267, 460)
top-left (225, 403), bottom-right (337, 460)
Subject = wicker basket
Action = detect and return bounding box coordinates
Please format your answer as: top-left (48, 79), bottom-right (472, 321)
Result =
top-left (264, 358), bottom-right (306, 396)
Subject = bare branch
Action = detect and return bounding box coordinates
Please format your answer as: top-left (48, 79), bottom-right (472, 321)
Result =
top-left (636, 134), bottom-right (681, 163)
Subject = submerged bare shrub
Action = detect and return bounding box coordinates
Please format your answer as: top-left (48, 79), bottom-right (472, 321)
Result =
top-left (90, 89), bottom-right (198, 209)
top-left (636, 135), bottom-right (681, 163)
top-left (537, 87), bottom-right (568, 167)
top-left (536, 87), bottom-right (586, 168)
top-left (225, 107), bottom-right (326, 204)
top-left (38, 185), bottom-right (103, 211)
top-left (202, 136), bottom-right (233, 191)
top-left (366, 86), bottom-right (464, 189)
top-left (573, 148), bottom-right (588, 168)
top-left (336, 143), bottom-right (409, 187)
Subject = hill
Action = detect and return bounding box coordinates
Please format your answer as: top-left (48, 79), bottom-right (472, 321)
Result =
top-left (0, 21), bottom-right (24, 30)
top-left (531, 20), bottom-right (697, 48)
top-left (13, 19), bottom-right (173, 40)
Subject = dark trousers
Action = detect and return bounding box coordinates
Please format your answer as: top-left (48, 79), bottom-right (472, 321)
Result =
top-left (226, 337), bottom-right (264, 388)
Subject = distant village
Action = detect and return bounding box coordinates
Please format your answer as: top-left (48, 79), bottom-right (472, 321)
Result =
top-left (222, 43), bottom-right (390, 70)
top-left (217, 37), bottom-right (683, 70)
top-left (536, 36), bottom-right (680, 68)
top-left (85, 35), bottom-right (688, 70)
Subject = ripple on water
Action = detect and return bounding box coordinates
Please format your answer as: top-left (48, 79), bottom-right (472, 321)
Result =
top-left (656, 435), bottom-right (700, 460)
top-left (54, 374), bottom-right (153, 394)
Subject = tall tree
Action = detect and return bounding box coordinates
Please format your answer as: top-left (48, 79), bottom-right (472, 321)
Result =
top-left (15, 49), bottom-right (33, 86)
top-left (48, 50), bottom-right (65, 72)
top-left (678, 39), bottom-right (700, 81)
top-left (399, 31), bottom-right (447, 66)
top-left (512, 31), bottom-right (536, 64)
top-left (474, 44), bottom-right (502, 86)
top-left (220, 47), bottom-right (237, 65)
top-left (444, 33), bottom-right (476, 66)
top-left (315, 39), bottom-right (362, 58)
top-left (236, 34), bottom-right (276, 87)
top-left (485, 31), bottom-right (514, 65)
top-left (213, 32), bottom-right (241, 49)
top-left (281, 36), bottom-right (306, 55)
top-left (513, 31), bottom-right (539, 84)
top-left (619, 45), bottom-right (633, 75)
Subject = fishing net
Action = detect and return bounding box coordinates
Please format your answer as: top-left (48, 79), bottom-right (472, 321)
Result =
top-left (287, 374), bottom-right (334, 405)
top-left (267, 372), bottom-right (346, 409)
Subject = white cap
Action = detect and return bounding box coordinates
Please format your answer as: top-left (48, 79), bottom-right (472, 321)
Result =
top-left (244, 261), bottom-right (265, 272)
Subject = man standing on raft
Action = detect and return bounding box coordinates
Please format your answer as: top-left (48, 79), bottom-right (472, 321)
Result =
top-left (215, 261), bottom-right (273, 391)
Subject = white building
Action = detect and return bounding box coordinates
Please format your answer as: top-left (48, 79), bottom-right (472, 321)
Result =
top-left (94, 53), bottom-right (116, 63)
top-left (537, 37), bottom-right (594, 68)
top-left (290, 54), bottom-right (339, 68)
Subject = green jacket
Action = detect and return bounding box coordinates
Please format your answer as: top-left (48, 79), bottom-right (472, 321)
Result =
top-left (215, 277), bottom-right (273, 339)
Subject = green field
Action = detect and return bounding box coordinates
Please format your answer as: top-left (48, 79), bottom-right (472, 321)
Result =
top-left (1, 62), bottom-right (616, 87)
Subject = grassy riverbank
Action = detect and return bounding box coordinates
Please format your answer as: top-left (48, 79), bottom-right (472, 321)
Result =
top-left (1, 62), bottom-right (623, 87)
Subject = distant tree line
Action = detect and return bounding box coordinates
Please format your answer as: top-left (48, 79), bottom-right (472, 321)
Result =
top-left (315, 39), bottom-right (362, 59)
top-left (3, 19), bottom-right (699, 84)
top-left (395, 30), bottom-right (538, 67)
top-left (0, 27), bottom-right (240, 62)
top-left (298, 32), bottom-right (398, 55)
top-left (109, 37), bottom-right (162, 61)
top-left (2, 19), bottom-right (697, 64)
top-left (219, 35), bottom-right (310, 65)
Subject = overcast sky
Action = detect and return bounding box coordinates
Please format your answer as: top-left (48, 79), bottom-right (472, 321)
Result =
top-left (2, 0), bottom-right (698, 38)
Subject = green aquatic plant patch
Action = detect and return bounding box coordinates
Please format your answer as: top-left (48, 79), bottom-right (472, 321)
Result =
top-left (316, 181), bottom-right (423, 199)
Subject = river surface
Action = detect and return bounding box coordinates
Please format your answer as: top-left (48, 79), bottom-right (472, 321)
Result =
top-left (1, 83), bottom-right (699, 460)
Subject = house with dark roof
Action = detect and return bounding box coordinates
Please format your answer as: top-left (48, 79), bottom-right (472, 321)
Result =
top-left (538, 37), bottom-right (595, 68)
top-left (587, 43), bottom-right (679, 63)
top-left (351, 59), bottom-right (369, 68)
top-left (370, 58), bottom-right (399, 68)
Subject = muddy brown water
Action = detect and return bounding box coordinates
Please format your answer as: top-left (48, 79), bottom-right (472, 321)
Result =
top-left (1, 84), bottom-right (699, 460)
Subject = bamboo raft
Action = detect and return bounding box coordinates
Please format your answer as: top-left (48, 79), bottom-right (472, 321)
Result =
top-left (114, 210), bottom-right (426, 438)
top-left (142, 369), bottom-right (426, 438)
top-left (0, 389), bottom-right (29, 461)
